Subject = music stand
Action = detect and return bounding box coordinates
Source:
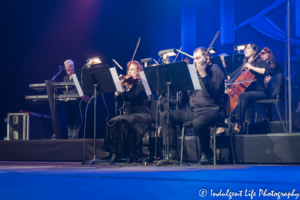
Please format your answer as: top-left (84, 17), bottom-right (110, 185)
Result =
top-left (74, 65), bottom-right (122, 165)
top-left (141, 61), bottom-right (201, 164)
top-left (210, 54), bottom-right (244, 75)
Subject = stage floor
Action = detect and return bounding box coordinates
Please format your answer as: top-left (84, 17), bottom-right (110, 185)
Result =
top-left (0, 161), bottom-right (300, 200)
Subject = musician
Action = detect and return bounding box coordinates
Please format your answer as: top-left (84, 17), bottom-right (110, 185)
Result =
top-left (63, 59), bottom-right (80, 139)
top-left (258, 47), bottom-right (283, 121)
top-left (227, 43), bottom-right (270, 134)
top-left (260, 47), bottom-right (283, 86)
top-left (102, 60), bottom-right (152, 163)
top-left (182, 56), bottom-right (192, 64)
top-left (160, 47), bottom-right (226, 164)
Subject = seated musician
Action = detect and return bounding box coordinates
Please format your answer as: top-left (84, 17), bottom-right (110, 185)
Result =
top-left (63, 60), bottom-right (80, 139)
top-left (227, 43), bottom-right (270, 134)
top-left (160, 47), bottom-right (226, 164)
top-left (260, 47), bottom-right (283, 88)
top-left (102, 60), bottom-right (152, 163)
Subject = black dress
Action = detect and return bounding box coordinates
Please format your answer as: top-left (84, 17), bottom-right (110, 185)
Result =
top-left (102, 81), bottom-right (152, 158)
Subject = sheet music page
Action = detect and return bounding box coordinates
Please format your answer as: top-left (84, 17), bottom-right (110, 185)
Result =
top-left (109, 67), bottom-right (123, 92)
top-left (139, 71), bottom-right (152, 96)
top-left (187, 64), bottom-right (201, 90)
top-left (71, 74), bottom-right (84, 96)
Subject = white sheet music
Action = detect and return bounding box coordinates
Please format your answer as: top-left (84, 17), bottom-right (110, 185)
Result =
top-left (139, 71), bottom-right (152, 96)
top-left (187, 64), bottom-right (201, 90)
top-left (71, 74), bottom-right (84, 96)
top-left (109, 67), bottom-right (123, 92)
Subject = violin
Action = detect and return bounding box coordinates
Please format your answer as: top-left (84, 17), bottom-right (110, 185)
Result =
top-left (123, 74), bottom-right (139, 87)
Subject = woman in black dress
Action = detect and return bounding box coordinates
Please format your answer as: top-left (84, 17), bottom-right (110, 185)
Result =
top-left (102, 60), bottom-right (152, 163)
top-left (227, 43), bottom-right (270, 134)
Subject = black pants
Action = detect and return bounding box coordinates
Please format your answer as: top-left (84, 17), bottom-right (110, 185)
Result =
top-left (66, 103), bottom-right (80, 138)
top-left (161, 108), bottom-right (225, 153)
top-left (236, 90), bottom-right (268, 123)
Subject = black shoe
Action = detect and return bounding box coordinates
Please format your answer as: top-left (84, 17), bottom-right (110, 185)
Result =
top-left (110, 153), bottom-right (119, 163)
top-left (233, 129), bottom-right (240, 135)
top-left (50, 134), bottom-right (57, 140)
top-left (217, 131), bottom-right (226, 136)
top-left (199, 149), bottom-right (213, 165)
top-left (126, 157), bottom-right (133, 164)
top-left (135, 157), bottom-right (142, 163)
top-left (168, 147), bottom-right (179, 160)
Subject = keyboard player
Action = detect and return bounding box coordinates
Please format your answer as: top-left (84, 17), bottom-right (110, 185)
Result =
top-left (63, 59), bottom-right (87, 139)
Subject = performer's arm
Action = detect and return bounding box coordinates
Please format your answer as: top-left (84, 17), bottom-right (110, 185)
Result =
top-left (245, 61), bottom-right (269, 75)
top-left (119, 82), bottom-right (143, 102)
top-left (200, 65), bottom-right (225, 98)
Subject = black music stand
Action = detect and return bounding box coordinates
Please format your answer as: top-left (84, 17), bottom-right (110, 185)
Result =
top-left (210, 54), bottom-right (244, 75)
top-left (74, 65), bottom-right (119, 165)
top-left (142, 61), bottom-right (199, 165)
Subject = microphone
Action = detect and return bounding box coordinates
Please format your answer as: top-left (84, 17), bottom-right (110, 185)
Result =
top-left (112, 59), bottom-right (123, 70)
top-left (59, 66), bottom-right (65, 70)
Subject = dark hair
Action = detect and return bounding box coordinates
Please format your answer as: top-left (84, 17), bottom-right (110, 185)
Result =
top-left (264, 48), bottom-right (275, 69)
top-left (194, 47), bottom-right (211, 59)
top-left (243, 43), bottom-right (260, 65)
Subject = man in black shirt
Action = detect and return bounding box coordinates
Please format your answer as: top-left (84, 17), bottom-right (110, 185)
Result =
top-left (160, 47), bottom-right (226, 164)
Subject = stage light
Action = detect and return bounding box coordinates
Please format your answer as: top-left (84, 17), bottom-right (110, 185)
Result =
top-left (234, 44), bottom-right (246, 54)
top-left (158, 49), bottom-right (177, 64)
top-left (158, 49), bottom-right (176, 58)
top-left (140, 58), bottom-right (159, 67)
top-left (209, 47), bottom-right (216, 54)
top-left (86, 56), bottom-right (101, 68)
top-left (140, 58), bottom-right (152, 67)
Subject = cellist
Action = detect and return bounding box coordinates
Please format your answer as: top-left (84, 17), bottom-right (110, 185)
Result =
top-left (227, 43), bottom-right (270, 134)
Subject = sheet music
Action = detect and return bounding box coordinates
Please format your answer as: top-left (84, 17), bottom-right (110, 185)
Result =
top-left (187, 64), bottom-right (201, 90)
top-left (71, 74), bottom-right (84, 96)
top-left (109, 67), bottom-right (123, 92)
top-left (139, 71), bottom-right (152, 96)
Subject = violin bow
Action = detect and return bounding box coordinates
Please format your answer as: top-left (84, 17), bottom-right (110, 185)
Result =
top-left (131, 37), bottom-right (141, 63)
top-left (204, 31), bottom-right (220, 58)
top-left (173, 47), bottom-right (182, 63)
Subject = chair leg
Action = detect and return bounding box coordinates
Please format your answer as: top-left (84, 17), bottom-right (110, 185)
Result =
top-left (180, 127), bottom-right (185, 165)
top-left (213, 126), bottom-right (216, 166)
top-left (275, 103), bottom-right (287, 133)
top-left (229, 132), bottom-right (236, 165)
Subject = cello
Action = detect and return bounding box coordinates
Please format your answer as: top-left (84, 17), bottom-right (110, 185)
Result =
top-left (226, 47), bottom-right (270, 112)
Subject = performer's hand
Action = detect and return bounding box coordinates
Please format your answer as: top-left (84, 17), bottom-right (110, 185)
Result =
top-left (82, 95), bottom-right (91, 103)
top-left (115, 91), bottom-right (121, 96)
top-left (264, 76), bottom-right (271, 83)
top-left (244, 63), bottom-right (253, 70)
top-left (225, 79), bottom-right (230, 83)
top-left (225, 87), bottom-right (230, 93)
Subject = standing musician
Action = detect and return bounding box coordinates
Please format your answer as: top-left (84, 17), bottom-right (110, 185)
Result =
top-left (102, 60), bottom-right (152, 163)
top-left (227, 43), bottom-right (270, 134)
top-left (63, 60), bottom-right (90, 139)
top-left (160, 47), bottom-right (226, 164)
top-left (63, 60), bottom-right (80, 139)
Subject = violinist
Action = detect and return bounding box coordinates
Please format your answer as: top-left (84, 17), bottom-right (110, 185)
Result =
top-left (102, 60), bottom-right (152, 163)
top-left (227, 43), bottom-right (270, 134)
top-left (160, 47), bottom-right (226, 164)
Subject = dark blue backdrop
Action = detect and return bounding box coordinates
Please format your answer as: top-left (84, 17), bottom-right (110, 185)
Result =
top-left (1, 0), bottom-right (298, 139)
